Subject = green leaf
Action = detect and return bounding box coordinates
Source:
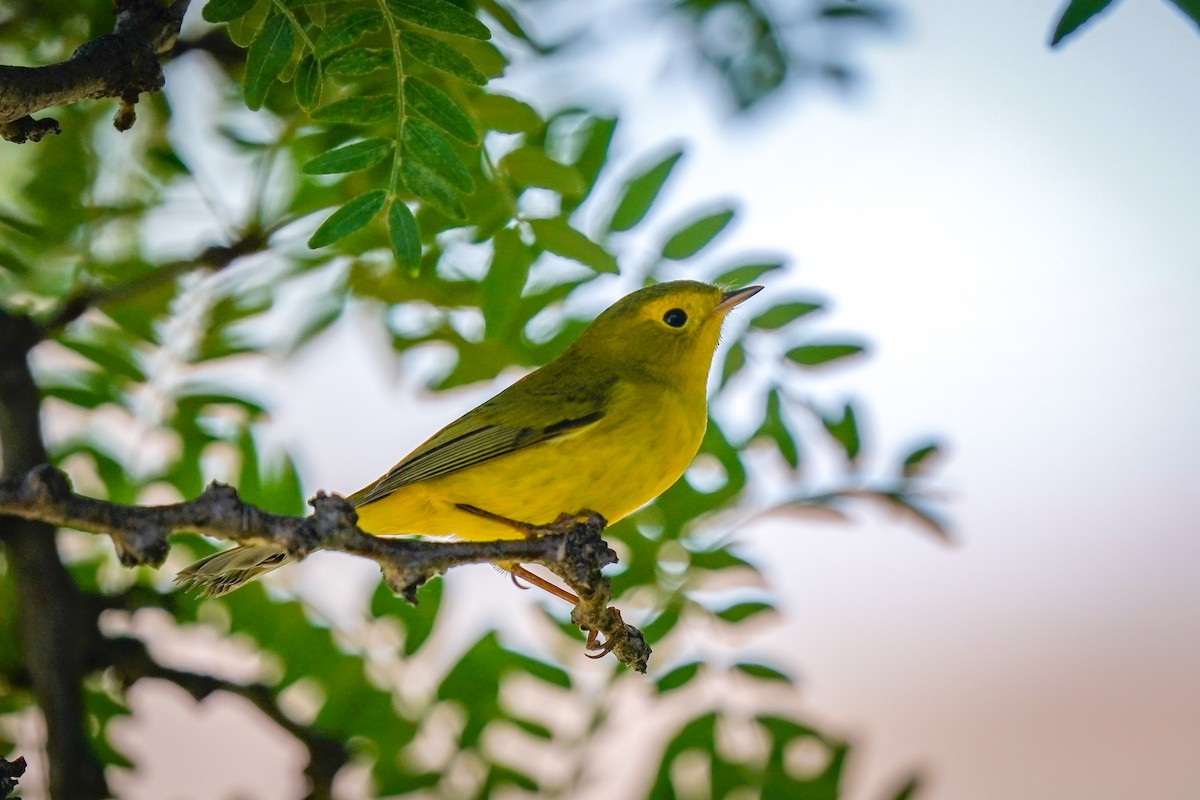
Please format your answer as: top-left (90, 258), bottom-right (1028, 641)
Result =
top-left (888, 775), bottom-right (923, 800)
top-left (655, 661), bottom-right (702, 694)
top-left (471, 93), bottom-right (542, 133)
top-left (662, 207), bottom-right (735, 260)
top-left (901, 441), bottom-right (942, 479)
top-left (302, 138), bottom-right (392, 174)
top-left (243, 13), bottom-right (294, 111)
top-left (203, 0), bottom-right (258, 23)
top-left (1167, 0), bottom-right (1200, 28)
top-left (607, 149), bottom-right (683, 233)
top-left (499, 147), bottom-right (585, 196)
top-left (510, 717), bottom-right (554, 740)
top-left (565, 115), bottom-right (617, 212)
top-left (325, 48), bottom-right (393, 76)
top-left (734, 662), bottom-right (793, 684)
top-left (482, 227), bottom-right (533, 334)
top-left (310, 95), bottom-right (397, 124)
top-left (785, 342), bottom-right (865, 367)
top-left (293, 54), bottom-right (321, 109)
top-left (714, 260), bottom-right (785, 288)
top-left (720, 341), bottom-right (745, 387)
top-left (402, 118), bottom-right (473, 191)
top-left (388, 201), bottom-right (421, 270)
top-left (1049, 0), bottom-right (1118, 45)
top-left (314, 9), bottom-right (383, 59)
top-left (756, 388), bottom-right (799, 468)
top-left (751, 300), bottom-right (822, 330)
top-left (822, 402), bottom-right (860, 462)
top-left (58, 332), bottom-right (146, 383)
top-left (404, 77), bottom-right (477, 143)
top-left (227, 0), bottom-right (269, 46)
top-left (387, 0), bottom-right (491, 40)
top-left (715, 601), bottom-right (775, 623)
top-left (528, 218), bottom-right (618, 273)
top-left (308, 190), bottom-right (387, 248)
top-left (401, 30), bottom-right (487, 84)
top-left (400, 159), bottom-right (466, 220)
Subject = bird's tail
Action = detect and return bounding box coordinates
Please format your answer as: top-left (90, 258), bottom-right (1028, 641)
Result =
top-left (175, 544), bottom-right (292, 597)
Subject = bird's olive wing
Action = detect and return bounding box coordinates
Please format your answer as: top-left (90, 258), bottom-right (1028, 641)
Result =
top-left (349, 373), bottom-right (614, 507)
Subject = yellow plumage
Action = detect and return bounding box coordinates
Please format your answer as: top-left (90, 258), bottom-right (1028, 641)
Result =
top-left (177, 280), bottom-right (760, 594)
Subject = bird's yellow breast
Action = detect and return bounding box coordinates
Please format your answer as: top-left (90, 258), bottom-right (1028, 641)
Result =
top-left (353, 379), bottom-right (706, 541)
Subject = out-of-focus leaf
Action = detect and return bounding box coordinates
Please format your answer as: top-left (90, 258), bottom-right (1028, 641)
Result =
top-left (565, 115), bottom-right (617, 212)
top-left (822, 402), bottom-right (861, 462)
top-left (482, 228), bottom-right (533, 335)
top-left (785, 342), bottom-right (865, 367)
top-left (500, 146), bottom-right (585, 196)
top-left (662, 207), bottom-right (735, 260)
top-left (311, 95), bottom-right (397, 124)
top-left (733, 662), bottom-right (794, 684)
top-left (405, 78), bottom-right (478, 143)
top-left (888, 775), bottom-right (923, 800)
top-left (314, 8), bottom-right (382, 59)
top-left (1166, 0), bottom-right (1200, 29)
top-left (755, 388), bottom-right (799, 468)
top-left (714, 260), bottom-right (785, 289)
top-left (715, 601), bottom-right (775, 623)
top-left (203, 0), bottom-right (258, 23)
top-left (720, 340), bottom-right (745, 387)
top-left (655, 661), bottom-right (702, 694)
top-left (401, 30), bottom-right (488, 85)
top-left (386, 0), bottom-right (492, 40)
top-left (751, 300), bottom-right (822, 330)
top-left (294, 54), bottom-right (321, 109)
top-left (874, 492), bottom-right (950, 540)
top-left (402, 118), bottom-right (474, 191)
top-left (528, 218), bottom-right (617, 273)
top-left (471, 93), bottom-right (542, 133)
top-left (243, 13), bottom-right (294, 110)
top-left (58, 329), bottom-right (145, 383)
top-left (388, 201), bottom-right (421, 270)
top-left (606, 148), bottom-right (683, 233)
top-left (302, 138), bottom-right (393, 174)
top-left (901, 441), bottom-right (942, 478)
top-left (308, 190), bottom-right (387, 248)
top-left (1049, 0), bottom-right (1118, 45)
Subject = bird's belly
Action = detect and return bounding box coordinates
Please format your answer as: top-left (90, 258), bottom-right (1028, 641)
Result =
top-left (354, 387), bottom-right (706, 541)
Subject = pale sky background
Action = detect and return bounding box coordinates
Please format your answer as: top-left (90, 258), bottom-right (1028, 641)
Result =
top-left (18, 1), bottom-right (1200, 798)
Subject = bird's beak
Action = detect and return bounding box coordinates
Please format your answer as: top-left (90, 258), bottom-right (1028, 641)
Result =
top-left (716, 285), bottom-right (763, 313)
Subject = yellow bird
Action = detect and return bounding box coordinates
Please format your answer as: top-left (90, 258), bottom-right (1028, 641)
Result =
top-left (177, 280), bottom-right (761, 597)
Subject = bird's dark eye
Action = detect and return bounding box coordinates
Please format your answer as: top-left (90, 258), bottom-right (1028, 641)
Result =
top-left (662, 308), bottom-right (688, 328)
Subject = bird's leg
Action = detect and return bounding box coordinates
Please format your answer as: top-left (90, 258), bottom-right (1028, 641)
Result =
top-left (508, 563), bottom-right (579, 605)
top-left (454, 503), bottom-right (581, 536)
top-left (456, 504), bottom-right (617, 653)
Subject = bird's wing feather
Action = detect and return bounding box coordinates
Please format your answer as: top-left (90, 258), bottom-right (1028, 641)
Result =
top-left (349, 370), bottom-right (614, 507)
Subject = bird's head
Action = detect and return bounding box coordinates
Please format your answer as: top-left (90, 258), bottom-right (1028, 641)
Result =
top-left (566, 280), bottom-right (762, 388)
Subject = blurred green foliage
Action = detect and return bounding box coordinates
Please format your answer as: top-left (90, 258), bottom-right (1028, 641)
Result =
top-left (0, 0), bottom-right (944, 797)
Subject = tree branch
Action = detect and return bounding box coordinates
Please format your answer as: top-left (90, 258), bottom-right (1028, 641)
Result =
top-left (0, 756), bottom-right (26, 800)
top-left (0, 313), bottom-right (109, 799)
top-left (0, 0), bottom-right (191, 143)
top-left (102, 636), bottom-right (347, 799)
top-left (0, 465), bottom-right (652, 672)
